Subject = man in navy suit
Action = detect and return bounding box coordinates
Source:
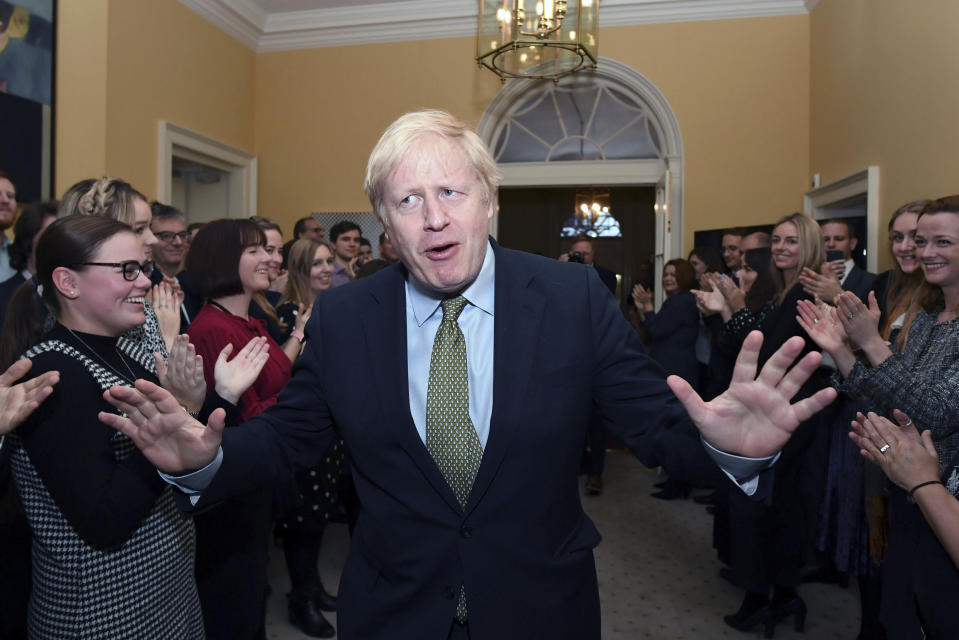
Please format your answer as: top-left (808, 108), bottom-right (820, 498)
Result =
top-left (102, 110), bottom-right (835, 640)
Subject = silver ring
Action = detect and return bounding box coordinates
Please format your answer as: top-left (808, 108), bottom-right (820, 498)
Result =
top-left (813, 318), bottom-right (819, 324)
top-left (904, 419), bottom-right (913, 427)
top-left (879, 444), bottom-right (890, 454)
top-left (847, 313), bottom-right (854, 320)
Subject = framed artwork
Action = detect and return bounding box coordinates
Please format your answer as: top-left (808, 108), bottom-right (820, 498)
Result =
top-left (0, 0), bottom-right (55, 202)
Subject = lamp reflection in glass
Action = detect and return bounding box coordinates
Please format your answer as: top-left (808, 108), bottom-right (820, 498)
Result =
top-left (477, 0), bottom-right (599, 82)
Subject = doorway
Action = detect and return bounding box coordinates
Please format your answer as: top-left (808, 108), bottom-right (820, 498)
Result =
top-left (497, 185), bottom-right (656, 304)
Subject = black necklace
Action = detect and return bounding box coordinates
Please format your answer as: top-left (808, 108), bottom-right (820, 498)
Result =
top-left (66, 327), bottom-right (139, 385)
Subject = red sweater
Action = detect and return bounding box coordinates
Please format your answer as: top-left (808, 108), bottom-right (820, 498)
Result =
top-left (187, 304), bottom-right (292, 422)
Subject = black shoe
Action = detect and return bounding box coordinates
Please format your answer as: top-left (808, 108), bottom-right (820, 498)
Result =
top-left (585, 475), bottom-right (603, 495)
top-left (650, 479), bottom-right (691, 501)
top-left (693, 490), bottom-right (718, 505)
top-left (314, 584), bottom-right (337, 612)
top-left (765, 595), bottom-right (806, 638)
top-left (724, 594), bottom-right (771, 635)
top-left (653, 479), bottom-right (670, 489)
top-left (288, 591), bottom-right (335, 638)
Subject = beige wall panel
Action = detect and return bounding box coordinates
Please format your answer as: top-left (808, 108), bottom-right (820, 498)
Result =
top-left (103, 0), bottom-right (256, 201)
top-left (254, 38), bottom-right (502, 232)
top-left (56, 0), bottom-right (110, 195)
top-left (810, 0), bottom-right (959, 270)
top-left (256, 16), bottom-right (810, 251)
top-left (603, 16), bottom-right (811, 251)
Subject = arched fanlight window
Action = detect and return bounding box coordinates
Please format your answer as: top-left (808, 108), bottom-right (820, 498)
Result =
top-left (490, 74), bottom-right (666, 165)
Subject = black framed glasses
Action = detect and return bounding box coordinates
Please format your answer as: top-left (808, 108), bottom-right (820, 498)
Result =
top-left (155, 231), bottom-right (190, 243)
top-left (77, 260), bottom-right (154, 281)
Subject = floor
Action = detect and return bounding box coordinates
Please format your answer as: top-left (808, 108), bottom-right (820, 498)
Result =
top-left (263, 452), bottom-right (861, 639)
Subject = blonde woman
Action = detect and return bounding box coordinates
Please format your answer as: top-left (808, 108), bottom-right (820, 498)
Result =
top-left (723, 213), bottom-right (826, 637)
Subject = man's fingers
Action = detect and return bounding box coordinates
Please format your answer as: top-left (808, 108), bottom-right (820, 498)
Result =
top-left (772, 350), bottom-right (823, 402)
top-left (98, 411), bottom-right (136, 438)
top-left (666, 375), bottom-right (707, 426)
top-left (754, 335), bottom-right (806, 388)
top-left (730, 331), bottom-right (764, 385)
top-left (208, 408), bottom-right (227, 433)
top-left (786, 375), bottom-right (836, 425)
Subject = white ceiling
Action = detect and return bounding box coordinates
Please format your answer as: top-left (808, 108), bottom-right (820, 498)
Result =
top-left (179, 0), bottom-right (818, 52)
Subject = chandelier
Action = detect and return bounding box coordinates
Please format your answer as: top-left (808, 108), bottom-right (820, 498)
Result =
top-left (561, 190), bottom-right (621, 237)
top-left (476, 1), bottom-right (599, 82)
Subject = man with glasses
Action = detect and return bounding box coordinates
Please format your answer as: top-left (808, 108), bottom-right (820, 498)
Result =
top-left (150, 202), bottom-right (195, 328)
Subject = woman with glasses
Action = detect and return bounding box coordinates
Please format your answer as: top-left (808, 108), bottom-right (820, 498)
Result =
top-left (0, 217), bottom-right (203, 637)
top-left (58, 176), bottom-right (182, 358)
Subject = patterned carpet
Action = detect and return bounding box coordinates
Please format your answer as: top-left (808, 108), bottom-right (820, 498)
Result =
top-left (265, 451), bottom-right (861, 639)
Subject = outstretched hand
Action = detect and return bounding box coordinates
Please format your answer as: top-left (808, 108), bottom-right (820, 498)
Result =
top-left (0, 359), bottom-right (59, 435)
top-left (99, 379), bottom-right (226, 474)
top-left (850, 410), bottom-right (940, 492)
top-left (667, 330), bottom-right (837, 458)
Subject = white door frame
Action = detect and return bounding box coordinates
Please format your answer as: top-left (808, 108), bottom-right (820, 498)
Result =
top-left (476, 58), bottom-right (684, 299)
top-left (157, 121), bottom-right (257, 217)
top-left (803, 166), bottom-right (880, 273)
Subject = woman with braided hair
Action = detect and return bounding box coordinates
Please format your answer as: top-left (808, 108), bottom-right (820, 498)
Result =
top-left (58, 177), bottom-right (181, 358)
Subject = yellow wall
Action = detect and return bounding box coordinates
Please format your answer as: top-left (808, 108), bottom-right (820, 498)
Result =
top-left (57, 4), bottom-right (810, 252)
top-left (254, 37), bottom-right (503, 223)
top-left (255, 15), bottom-right (811, 250)
top-left (810, 0), bottom-right (959, 269)
top-left (56, 0), bottom-right (256, 200)
top-left (55, 0), bottom-right (110, 190)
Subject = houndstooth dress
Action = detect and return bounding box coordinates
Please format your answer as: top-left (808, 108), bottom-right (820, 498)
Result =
top-left (9, 327), bottom-right (203, 639)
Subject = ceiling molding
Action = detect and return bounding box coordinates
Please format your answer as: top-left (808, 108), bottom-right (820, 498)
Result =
top-left (181, 0), bottom-right (813, 52)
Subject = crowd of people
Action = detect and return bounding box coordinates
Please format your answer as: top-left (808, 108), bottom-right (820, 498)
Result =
top-left (614, 210), bottom-right (959, 639)
top-left (0, 108), bottom-right (956, 640)
top-left (0, 172), bottom-right (402, 639)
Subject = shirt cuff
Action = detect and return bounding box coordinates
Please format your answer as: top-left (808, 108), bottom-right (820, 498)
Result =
top-left (701, 437), bottom-right (780, 496)
top-left (158, 447), bottom-right (223, 506)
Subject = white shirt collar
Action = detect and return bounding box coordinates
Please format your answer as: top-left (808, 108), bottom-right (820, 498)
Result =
top-left (408, 241), bottom-right (495, 327)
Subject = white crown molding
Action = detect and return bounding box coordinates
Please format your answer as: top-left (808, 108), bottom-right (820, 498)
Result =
top-left (181, 0), bottom-right (813, 52)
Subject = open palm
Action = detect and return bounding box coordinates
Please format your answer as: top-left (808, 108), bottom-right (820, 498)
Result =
top-left (668, 331), bottom-right (837, 457)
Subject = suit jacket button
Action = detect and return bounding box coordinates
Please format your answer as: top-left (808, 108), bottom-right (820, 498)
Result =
top-left (444, 586), bottom-right (456, 599)
top-left (460, 526), bottom-right (472, 538)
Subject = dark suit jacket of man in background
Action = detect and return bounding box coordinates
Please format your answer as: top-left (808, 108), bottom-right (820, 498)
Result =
top-left (193, 239), bottom-right (691, 640)
top-left (841, 263), bottom-right (877, 302)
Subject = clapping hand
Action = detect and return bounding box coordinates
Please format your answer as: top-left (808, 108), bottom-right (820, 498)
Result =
top-left (213, 336), bottom-right (270, 404)
top-left (798, 267), bottom-right (843, 305)
top-left (155, 334), bottom-right (206, 413)
top-left (667, 330), bottom-right (837, 458)
top-left (835, 291), bottom-right (882, 348)
top-left (850, 410), bottom-right (940, 492)
top-left (631, 284), bottom-right (653, 310)
top-left (149, 281), bottom-right (183, 353)
top-left (693, 286), bottom-right (728, 317)
top-left (0, 359), bottom-right (59, 435)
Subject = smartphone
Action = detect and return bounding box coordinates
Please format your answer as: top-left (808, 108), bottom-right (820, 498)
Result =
top-left (826, 250), bottom-right (844, 262)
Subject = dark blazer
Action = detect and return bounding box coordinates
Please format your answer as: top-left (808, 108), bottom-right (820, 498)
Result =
top-left (642, 290), bottom-right (700, 388)
top-left (195, 241), bottom-right (691, 640)
top-left (842, 264), bottom-right (877, 301)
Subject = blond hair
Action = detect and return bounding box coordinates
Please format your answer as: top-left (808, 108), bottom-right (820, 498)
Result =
top-left (770, 212), bottom-right (824, 303)
top-left (363, 110), bottom-right (500, 224)
top-left (281, 237), bottom-right (328, 308)
top-left (58, 176), bottom-right (146, 226)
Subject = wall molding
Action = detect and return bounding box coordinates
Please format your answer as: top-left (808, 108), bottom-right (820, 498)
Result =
top-left (180, 0), bottom-right (814, 52)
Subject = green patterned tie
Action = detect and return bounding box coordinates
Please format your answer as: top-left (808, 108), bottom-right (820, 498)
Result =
top-left (426, 295), bottom-right (483, 623)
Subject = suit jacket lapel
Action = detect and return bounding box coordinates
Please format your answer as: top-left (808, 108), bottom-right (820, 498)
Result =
top-left (466, 243), bottom-right (545, 515)
top-left (361, 266), bottom-right (463, 514)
